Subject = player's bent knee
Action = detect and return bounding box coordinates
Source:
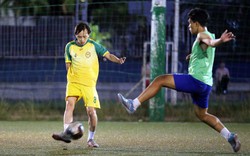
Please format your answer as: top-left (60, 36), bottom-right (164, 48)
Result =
top-left (195, 111), bottom-right (207, 122)
top-left (153, 75), bottom-right (172, 86)
top-left (198, 115), bottom-right (207, 122)
top-left (87, 108), bottom-right (97, 117)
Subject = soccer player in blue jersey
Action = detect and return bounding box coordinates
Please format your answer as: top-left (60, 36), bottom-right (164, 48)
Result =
top-left (52, 22), bottom-right (126, 147)
top-left (118, 8), bottom-right (241, 152)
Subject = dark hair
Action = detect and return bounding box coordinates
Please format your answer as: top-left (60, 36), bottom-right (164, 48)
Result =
top-left (188, 8), bottom-right (210, 27)
top-left (74, 22), bottom-right (91, 35)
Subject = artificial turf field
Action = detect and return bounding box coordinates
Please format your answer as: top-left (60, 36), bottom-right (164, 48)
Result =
top-left (0, 121), bottom-right (249, 155)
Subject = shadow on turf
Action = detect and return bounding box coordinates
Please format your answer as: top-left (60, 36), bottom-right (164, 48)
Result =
top-left (49, 145), bottom-right (238, 156)
top-left (49, 146), bottom-right (93, 155)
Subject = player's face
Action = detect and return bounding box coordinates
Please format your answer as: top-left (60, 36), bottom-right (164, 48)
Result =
top-left (75, 29), bottom-right (89, 45)
top-left (188, 18), bottom-right (198, 34)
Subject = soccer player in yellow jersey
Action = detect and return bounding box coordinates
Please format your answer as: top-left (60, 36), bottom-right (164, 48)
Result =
top-left (52, 22), bottom-right (126, 147)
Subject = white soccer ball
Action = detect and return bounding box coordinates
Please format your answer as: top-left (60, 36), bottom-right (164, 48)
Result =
top-left (65, 121), bottom-right (84, 140)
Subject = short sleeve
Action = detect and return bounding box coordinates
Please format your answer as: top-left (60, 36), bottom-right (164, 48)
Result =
top-left (91, 40), bottom-right (108, 56)
top-left (65, 42), bottom-right (72, 63)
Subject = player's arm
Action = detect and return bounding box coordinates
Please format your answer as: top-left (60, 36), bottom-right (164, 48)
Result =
top-left (199, 30), bottom-right (235, 47)
top-left (104, 53), bottom-right (126, 64)
top-left (64, 42), bottom-right (72, 72)
top-left (186, 53), bottom-right (191, 61)
top-left (65, 63), bottom-right (71, 72)
top-left (92, 40), bottom-right (126, 64)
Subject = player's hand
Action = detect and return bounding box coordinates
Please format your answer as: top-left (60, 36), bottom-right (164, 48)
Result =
top-left (186, 54), bottom-right (191, 61)
top-left (119, 57), bottom-right (126, 64)
top-left (220, 30), bottom-right (236, 43)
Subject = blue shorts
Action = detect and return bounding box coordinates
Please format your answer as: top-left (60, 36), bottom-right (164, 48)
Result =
top-left (173, 74), bottom-right (212, 108)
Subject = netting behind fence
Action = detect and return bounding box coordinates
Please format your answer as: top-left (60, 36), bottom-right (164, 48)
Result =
top-left (0, 0), bottom-right (249, 101)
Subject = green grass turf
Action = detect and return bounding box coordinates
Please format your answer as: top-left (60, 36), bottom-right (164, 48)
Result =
top-left (0, 121), bottom-right (249, 155)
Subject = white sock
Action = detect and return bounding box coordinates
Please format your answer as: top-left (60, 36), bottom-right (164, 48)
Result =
top-left (220, 127), bottom-right (231, 140)
top-left (64, 124), bottom-right (69, 132)
top-left (133, 98), bottom-right (141, 110)
top-left (88, 130), bottom-right (95, 141)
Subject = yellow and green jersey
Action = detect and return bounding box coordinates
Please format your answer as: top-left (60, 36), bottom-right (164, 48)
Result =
top-left (65, 39), bottom-right (109, 87)
top-left (188, 31), bottom-right (215, 86)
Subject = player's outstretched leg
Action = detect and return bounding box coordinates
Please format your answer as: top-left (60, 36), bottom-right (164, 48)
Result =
top-left (228, 133), bottom-right (241, 152)
top-left (117, 93), bottom-right (135, 114)
top-left (52, 132), bottom-right (71, 143)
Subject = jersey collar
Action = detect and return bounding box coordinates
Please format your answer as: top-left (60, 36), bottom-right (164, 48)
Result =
top-left (75, 38), bottom-right (89, 47)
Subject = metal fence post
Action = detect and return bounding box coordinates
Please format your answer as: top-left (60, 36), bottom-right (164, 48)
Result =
top-left (149, 0), bottom-right (166, 121)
